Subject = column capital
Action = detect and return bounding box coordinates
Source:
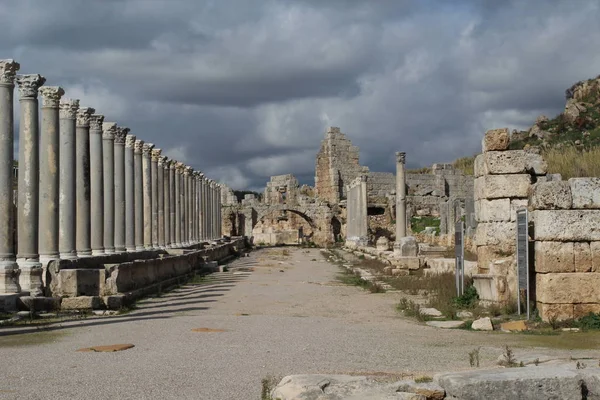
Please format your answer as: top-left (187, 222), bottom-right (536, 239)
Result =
top-left (102, 122), bottom-right (117, 140)
top-left (175, 162), bottom-right (185, 172)
top-left (142, 142), bottom-right (154, 155)
top-left (125, 134), bottom-right (137, 148)
top-left (16, 74), bottom-right (46, 99)
top-left (151, 148), bottom-right (162, 161)
top-left (59, 99), bottom-right (80, 119)
top-left (198, 172), bottom-right (205, 179)
top-left (158, 156), bottom-right (168, 168)
top-left (134, 139), bottom-right (144, 154)
top-left (39, 86), bottom-right (64, 108)
top-left (0, 59), bottom-right (20, 85)
top-left (360, 174), bottom-right (368, 182)
top-left (395, 152), bottom-right (406, 165)
top-left (183, 166), bottom-right (193, 176)
top-left (170, 160), bottom-right (177, 170)
top-left (114, 126), bottom-right (127, 145)
top-left (76, 107), bottom-right (95, 127)
top-left (90, 114), bottom-right (104, 131)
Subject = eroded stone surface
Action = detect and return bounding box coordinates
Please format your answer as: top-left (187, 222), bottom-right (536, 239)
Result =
top-left (569, 177), bottom-right (600, 209)
top-left (533, 210), bottom-right (600, 241)
top-left (482, 128), bottom-right (510, 152)
top-left (474, 174), bottom-right (531, 200)
top-left (529, 181), bottom-right (572, 210)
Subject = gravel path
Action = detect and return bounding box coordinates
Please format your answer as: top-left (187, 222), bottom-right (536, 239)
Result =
top-left (1, 248), bottom-right (599, 399)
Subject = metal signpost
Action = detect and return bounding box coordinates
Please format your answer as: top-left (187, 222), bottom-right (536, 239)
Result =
top-left (516, 209), bottom-right (530, 319)
top-left (454, 220), bottom-right (465, 296)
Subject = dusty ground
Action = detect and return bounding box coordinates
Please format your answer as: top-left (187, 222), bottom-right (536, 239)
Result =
top-left (1, 247), bottom-right (599, 399)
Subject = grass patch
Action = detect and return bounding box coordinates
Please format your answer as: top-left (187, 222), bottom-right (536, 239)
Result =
top-left (414, 376), bottom-right (433, 383)
top-left (453, 155), bottom-right (476, 175)
top-left (543, 145), bottom-right (600, 179)
top-left (410, 216), bottom-right (440, 235)
top-left (0, 330), bottom-right (68, 348)
top-left (337, 269), bottom-right (385, 293)
top-left (261, 375), bottom-right (279, 400)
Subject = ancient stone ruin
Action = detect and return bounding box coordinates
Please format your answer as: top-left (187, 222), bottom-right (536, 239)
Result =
top-left (0, 59), bottom-right (236, 313)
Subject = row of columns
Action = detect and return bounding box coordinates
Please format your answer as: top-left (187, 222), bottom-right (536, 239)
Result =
top-left (0, 59), bottom-right (223, 296)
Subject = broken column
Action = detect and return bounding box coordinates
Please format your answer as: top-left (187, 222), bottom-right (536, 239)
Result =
top-left (59, 100), bottom-right (80, 260)
top-left (38, 86), bottom-right (64, 265)
top-left (125, 133), bottom-right (136, 252)
top-left (89, 114), bottom-right (105, 255)
top-left (102, 122), bottom-right (117, 254)
top-left (16, 73), bottom-right (45, 295)
top-left (0, 60), bottom-right (20, 294)
top-left (113, 127), bottom-right (127, 253)
top-left (151, 148), bottom-right (161, 248)
top-left (134, 139), bottom-right (144, 251)
top-left (142, 142), bottom-right (154, 249)
top-left (75, 107), bottom-right (95, 257)
top-left (394, 152), bottom-right (418, 257)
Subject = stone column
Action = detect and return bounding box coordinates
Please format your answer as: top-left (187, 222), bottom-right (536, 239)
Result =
top-left (208, 180), bottom-right (215, 240)
top-left (182, 166), bottom-right (190, 245)
top-left (102, 122), bottom-right (117, 254)
top-left (191, 172), bottom-right (196, 244)
top-left (195, 174), bottom-right (200, 242)
top-left (217, 184), bottom-right (222, 238)
top-left (113, 127), bottom-right (127, 253)
top-left (16, 74), bottom-right (45, 296)
top-left (393, 152), bottom-right (417, 256)
top-left (157, 156), bottom-right (166, 248)
top-left (59, 99), bottom-right (79, 260)
top-left (357, 175), bottom-right (368, 246)
top-left (151, 148), bottom-right (161, 248)
top-left (124, 133), bottom-right (136, 252)
top-left (89, 114), bottom-right (105, 255)
top-left (134, 139), bottom-right (144, 251)
top-left (0, 61), bottom-right (20, 294)
top-left (198, 174), bottom-right (205, 241)
top-left (75, 106), bottom-right (95, 257)
top-left (186, 167), bottom-right (194, 245)
top-left (168, 161), bottom-right (176, 247)
top-left (163, 158), bottom-right (171, 247)
top-left (142, 143), bottom-right (154, 249)
top-left (38, 86), bottom-right (64, 266)
top-left (174, 162), bottom-right (182, 247)
top-left (205, 179), bottom-right (211, 240)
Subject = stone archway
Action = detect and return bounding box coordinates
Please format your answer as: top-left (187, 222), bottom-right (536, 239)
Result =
top-left (253, 207), bottom-right (316, 245)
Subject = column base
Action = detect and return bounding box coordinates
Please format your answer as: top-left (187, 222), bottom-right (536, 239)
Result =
top-left (104, 248), bottom-right (116, 254)
top-left (393, 236), bottom-right (419, 257)
top-left (16, 259), bottom-right (43, 297)
top-left (126, 246), bottom-right (137, 253)
top-left (136, 245), bottom-right (145, 251)
top-left (77, 249), bottom-right (93, 258)
top-left (0, 260), bottom-right (21, 294)
top-left (59, 252), bottom-right (78, 260)
top-left (92, 249), bottom-right (106, 256)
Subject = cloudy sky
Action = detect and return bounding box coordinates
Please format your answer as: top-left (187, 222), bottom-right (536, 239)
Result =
top-left (3, 0), bottom-right (600, 190)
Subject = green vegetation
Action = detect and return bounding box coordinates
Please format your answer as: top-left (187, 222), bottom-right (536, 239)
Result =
top-left (453, 285), bottom-right (479, 309)
top-left (338, 269), bottom-right (385, 293)
top-left (414, 376), bottom-right (433, 383)
top-left (452, 156), bottom-right (476, 175)
top-left (410, 216), bottom-right (440, 235)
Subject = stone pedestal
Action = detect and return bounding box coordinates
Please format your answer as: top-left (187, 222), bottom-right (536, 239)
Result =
top-left (393, 236), bottom-right (418, 257)
top-left (16, 74), bottom-right (46, 295)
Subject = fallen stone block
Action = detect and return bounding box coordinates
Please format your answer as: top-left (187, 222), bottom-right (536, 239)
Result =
top-left (500, 320), bottom-right (527, 332)
top-left (394, 236), bottom-right (418, 257)
top-left (103, 295), bottom-right (126, 310)
top-left (426, 320), bottom-right (465, 329)
top-left (482, 128), bottom-right (510, 152)
top-left (61, 296), bottom-right (102, 310)
top-left (471, 317), bottom-right (493, 331)
top-left (419, 307), bottom-right (443, 317)
top-left (17, 296), bottom-right (61, 312)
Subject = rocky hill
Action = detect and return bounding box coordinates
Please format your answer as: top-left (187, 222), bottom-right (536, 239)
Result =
top-left (510, 75), bottom-right (600, 149)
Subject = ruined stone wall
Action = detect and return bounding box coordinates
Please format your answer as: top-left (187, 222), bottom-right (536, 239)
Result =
top-left (315, 127), bottom-right (369, 204)
top-left (264, 174), bottom-right (299, 205)
top-left (532, 178), bottom-right (600, 321)
top-left (220, 184), bottom-right (237, 206)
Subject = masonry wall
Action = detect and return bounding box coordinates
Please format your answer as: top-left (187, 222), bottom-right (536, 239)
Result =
top-left (532, 178), bottom-right (600, 321)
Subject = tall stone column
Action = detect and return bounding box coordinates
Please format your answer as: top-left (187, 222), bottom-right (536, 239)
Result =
top-left (89, 114), bottom-right (105, 255)
top-left (38, 86), bottom-right (64, 266)
top-left (102, 122), bottom-right (117, 254)
top-left (182, 167), bottom-right (190, 245)
top-left (124, 133), bottom-right (136, 252)
top-left (113, 127), bottom-right (127, 253)
top-left (59, 99), bottom-right (80, 260)
top-left (190, 172), bottom-right (196, 244)
top-left (186, 167), bottom-right (194, 244)
top-left (151, 148), bottom-right (161, 248)
top-left (394, 152), bottom-right (417, 256)
top-left (16, 74), bottom-right (45, 296)
top-left (75, 107), bottom-right (95, 257)
top-left (198, 174), bottom-right (205, 241)
top-left (195, 173), bottom-right (200, 242)
top-left (157, 156), bottom-right (166, 248)
top-left (142, 143), bottom-right (154, 249)
top-left (217, 184), bottom-right (222, 238)
top-left (205, 179), bottom-right (211, 240)
top-left (209, 180), bottom-right (215, 240)
top-left (0, 60), bottom-right (20, 294)
top-left (357, 175), bottom-right (368, 246)
top-left (174, 162), bottom-right (182, 247)
top-left (163, 158), bottom-right (171, 247)
top-left (133, 140), bottom-right (144, 250)
top-left (168, 161), bottom-right (176, 247)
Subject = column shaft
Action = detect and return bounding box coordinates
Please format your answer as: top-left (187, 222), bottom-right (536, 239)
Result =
top-left (169, 163), bottom-right (176, 247)
top-left (38, 86), bottom-right (64, 264)
top-left (395, 152), bottom-right (407, 240)
top-left (151, 149), bottom-right (161, 248)
top-left (198, 175), bottom-right (205, 241)
top-left (142, 143), bottom-right (154, 249)
top-left (75, 107), bottom-right (95, 257)
top-left (90, 114), bottom-right (105, 255)
top-left (102, 123), bottom-right (116, 253)
top-left (16, 74), bottom-right (45, 295)
top-left (157, 156), bottom-right (165, 248)
top-left (59, 100), bottom-right (79, 259)
top-left (134, 140), bottom-right (144, 250)
top-left (125, 133), bottom-right (136, 252)
top-left (113, 128), bottom-right (127, 252)
top-left (174, 164), bottom-right (182, 246)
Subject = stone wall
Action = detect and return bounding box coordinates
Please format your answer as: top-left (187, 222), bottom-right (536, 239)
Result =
top-left (472, 128), bottom-right (547, 304)
top-left (532, 178), bottom-right (600, 321)
top-left (264, 174), bottom-right (299, 205)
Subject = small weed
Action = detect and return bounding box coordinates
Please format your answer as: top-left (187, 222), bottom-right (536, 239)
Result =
top-left (311, 258), bottom-right (317, 261)
top-left (468, 347), bottom-right (481, 368)
top-left (261, 376), bottom-right (279, 400)
top-left (534, 358), bottom-right (540, 366)
top-left (487, 303), bottom-right (502, 317)
top-left (397, 298), bottom-right (426, 321)
top-left (577, 312), bottom-right (600, 330)
top-left (548, 316), bottom-right (560, 330)
top-left (369, 282), bottom-right (386, 293)
top-left (414, 376), bottom-right (433, 383)
top-left (500, 345), bottom-right (521, 368)
top-left (577, 361), bottom-right (587, 370)
top-left (358, 254), bottom-right (365, 260)
top-left (453, 285), bottom-right (479, 309)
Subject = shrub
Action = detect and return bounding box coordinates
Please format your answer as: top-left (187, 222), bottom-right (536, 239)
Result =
top-left (453, 285), bottom-right (479, 309)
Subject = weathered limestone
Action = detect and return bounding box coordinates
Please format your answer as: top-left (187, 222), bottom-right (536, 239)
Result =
top-left (75, 107), bottom-right (95, 257)
top-left (59, 99), bottom-right (79, 260)
top-left (481, 127), bottom-right (509, 151)
top-left (528, 181), bottom-right (572, 210)
top-left (474, 150), bottom-right (547, 177)
top-left (395, 152), bottom-right (407, 239)
top-left (184, 166), bottom-right (192, 245)
top-left (142, 142), bottom-right (154, 249)
top-left (345, 176), bottom-right (368, 247)
top-left (102, 122), bottom-right (117, 254)
top-left (38, 86), bottom-right (64, 265)
top-left (134, 139), bottom-right (144, 251)
top-left (88, 115), bottom-right (105, 256)
top-left (474, 174), bottom-right (532, 200)
top-left (533, 210), bottom-right (600, 242)
top-left (199, 173), bottom-right (206, 241)
top-left (16, 74), bottom-right (46, 295)
top-left (174, 162), bottom-right (183, 247)
top-left (157, 156), bottom-right (166, 248)
top-left (113, 127), bottom-right (127, 252)
top-left (0, 60), bottom-right (20, 294)
top-left (169, 161), bottom-right (176, 247)
top-left (569, 177), bottom-right (600, 209)
top-left (151, 148), bottom-right (161, 248)
top-left (124, 134), bottom-right (136, 252)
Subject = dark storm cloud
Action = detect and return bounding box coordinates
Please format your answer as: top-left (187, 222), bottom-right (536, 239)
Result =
top-left (2, 0), bottom-right (600, 191)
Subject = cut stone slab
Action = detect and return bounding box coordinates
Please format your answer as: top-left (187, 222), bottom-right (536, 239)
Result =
top-left (435, 365), bottom-right (584, 400)
top-left (419, 307), bottom-right (443, 317)
top-left (500, 320), bottom-right (528, 332)
top-left (271, 374), bottom-right (386, 400)
top-left (529, 181), bottom-right (572, 210)
top-left (474, 174), bottom-right (531, 200)
top-left (395, 380), bottom-right (445, 400)
top-left (482, 128), bottom-right (510, 152)
top-left (426, 320), bottom-right (465, 329)
top-left (532, 210), bottom-right (600, 241)
top-left (77, 344), bottom-right (135, 352)
top-left (457, 310), bottom-right (473, 319)
top-left (569, 177), bottom-right (600, 209)
top-left (471, 317), bottom-right (493, 331)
